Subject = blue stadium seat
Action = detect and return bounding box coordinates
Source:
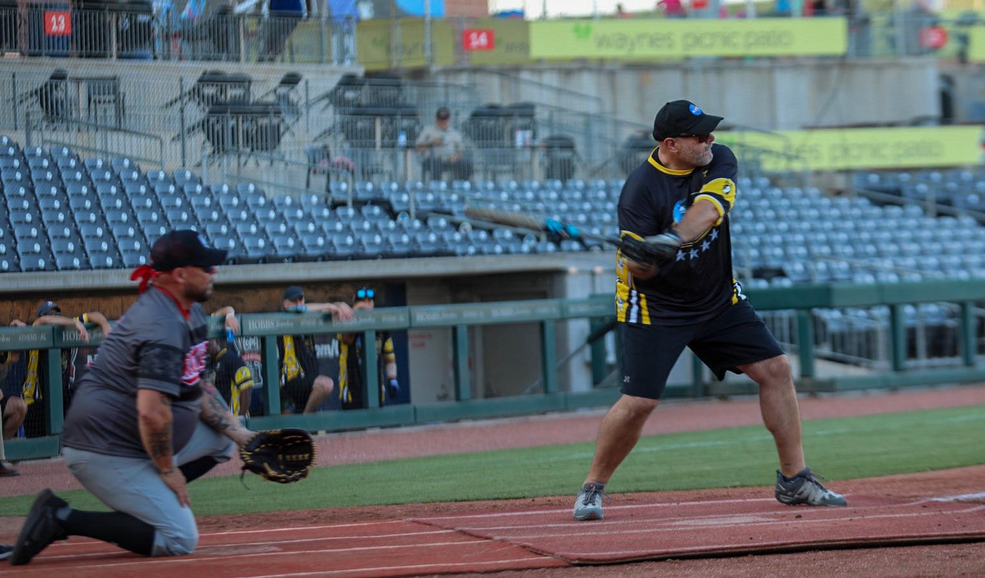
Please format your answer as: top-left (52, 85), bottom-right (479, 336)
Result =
top-left (69, 196), bottom-right (98, 214)
top-left (0, 156), bottom-right (23, 170)
top-left (244, 191), bottom-right (269, 211)
top-left (90, 168), bottom-right (115, 184)
top-left (297, 233), bottom-right (328, 261)
top-left (54, 155), bottom-right (80, 172)
top-left (173, 169), bottom-right (200, 189)
top-left (24, 146), bottom-right (46, 159)
top-left (84, 158), bottom-right (107, 173)
top-left (357, 232), bottom-right (385, 258)
top-left (78, 222), bottom-right (107, 240)
top-left (238, 234), bottom-right (269, 264)
top-left (89, 249), bottom-right (121, 270)
top-left (165, 208), bottom-right (197, 229)
top-left (123, 180), bottom-right (149, 196)
top-left (9, 208), bottom-right (39, 225)
top-left (61, 169), bottom-right (88, 184)
top-left (19, 254), bottom-right (52, 272)
top-left (196, 209), bottom-right (225, 226)
top-left (120, 250), bottom-right (147, 268)
top-left (328, 233), bottom-right (356, 260)
top-left (105, 209), bottom-right (135, 227)
top-left (40, 209), bottom-right (70, 229)
top-left (146, 170), bottom-right (172, 186)
top-left (269, 234), bottom-right (298, 262)
top-left (118, 169), bottom-right (142, 183)
top-left (143, 223), bottom-right (168, 243)
top-left (111, 157), bottom-right (138, 174)
top-left (204, 222), bottom-right (232, 238)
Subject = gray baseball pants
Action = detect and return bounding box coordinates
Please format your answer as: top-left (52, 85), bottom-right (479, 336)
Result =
top-left (62, 421), bottom-right (236, 556)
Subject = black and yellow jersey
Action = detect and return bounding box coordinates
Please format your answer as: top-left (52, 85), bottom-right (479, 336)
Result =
top-left (210, 347), bottom-right (254, 416)
top-left (616, 143), bottom-right (742, 326)
top-left (337, 331), bottom-right (395, 410)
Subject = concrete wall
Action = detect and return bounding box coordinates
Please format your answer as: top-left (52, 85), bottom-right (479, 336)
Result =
top-left (436, 58), bottom-right (940, 137)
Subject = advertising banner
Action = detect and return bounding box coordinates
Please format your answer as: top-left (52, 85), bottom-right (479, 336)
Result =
top-left (716, 126), bottom-right (983, 171)
top-left (530, 18), bottom-right (847, 59)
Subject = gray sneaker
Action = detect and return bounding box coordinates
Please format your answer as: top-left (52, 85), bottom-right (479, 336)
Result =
top-left (775, 467), bottom-right (847, 507)
top-left (573, 482), bottom-right (606, 521)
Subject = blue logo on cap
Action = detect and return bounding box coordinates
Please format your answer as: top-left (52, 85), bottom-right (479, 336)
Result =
top-left (197, 234), bottom-right (209, 248)
top-left (689, 104), bottom-right (703, 116)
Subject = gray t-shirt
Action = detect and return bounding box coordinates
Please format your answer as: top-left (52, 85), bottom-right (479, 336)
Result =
top-left (415, 125), bottom-right (465, 161)
top-left (63, 287), bottom-right (208, 458)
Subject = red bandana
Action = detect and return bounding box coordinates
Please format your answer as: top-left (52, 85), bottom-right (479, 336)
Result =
top-left (129, 264), bottom-right (160, 293)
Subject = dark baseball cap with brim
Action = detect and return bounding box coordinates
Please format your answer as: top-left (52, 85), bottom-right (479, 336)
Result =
top-left (283, 285), bottom-right (305, 301)
top-left (652, 100), bottom-right (724, 141)
top-left (36, 301), bottom-right (61, 318)
top-left (436, 107), bottom-right (451, 120)
top-left (150, 229), bottom-right (227, 272)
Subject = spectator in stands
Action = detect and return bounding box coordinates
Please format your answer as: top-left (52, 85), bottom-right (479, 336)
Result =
top-left (657, 0), bottom-right (686, 18)
top-left (337, 287), bottom-right (401, 410)
top-left (0, 319), bottom-right (28, 477)
top-left (278, 286), bottom-right (353, 414)
top-left (17, 302), bottom-right (112, 436)
top-left (0, 403), bottom-right (17, 476)
top-left (209, 307), bottom-right (253, 417)
top-left (415, 106), bottom-right (473, 182)
top-left (615, 3), bottom-right (633, 17)
top-left (328, 0), bottom-right (359, 65)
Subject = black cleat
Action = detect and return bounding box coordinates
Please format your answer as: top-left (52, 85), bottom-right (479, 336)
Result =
top-left (10, 489), bottom-right (68, 565)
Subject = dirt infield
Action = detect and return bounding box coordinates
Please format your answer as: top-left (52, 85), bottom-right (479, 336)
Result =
top-left (1, 384), bottom-right (984, 577)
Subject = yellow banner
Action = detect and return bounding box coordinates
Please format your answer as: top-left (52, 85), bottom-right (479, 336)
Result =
top-left (530, 18), bottom-right (847, 59)
top-left (357, 19), bottom-right (455, 70)
top-left (969, 27), bottom-right (985, 62)
top-left (715, 126), bottom-right (984, 172)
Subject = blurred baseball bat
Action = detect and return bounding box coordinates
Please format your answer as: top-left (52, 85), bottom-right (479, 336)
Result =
top-left (464, 205), bottom-right (620, 248)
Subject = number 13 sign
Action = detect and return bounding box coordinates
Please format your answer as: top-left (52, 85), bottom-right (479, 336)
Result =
top-left (462, 29), bottom-right (495, 51)
top-left (44, 11), bottom-right (72, 36)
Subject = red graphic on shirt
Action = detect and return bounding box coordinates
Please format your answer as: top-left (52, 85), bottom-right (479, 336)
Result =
top-left (182, 341), bottom-right (208, 386)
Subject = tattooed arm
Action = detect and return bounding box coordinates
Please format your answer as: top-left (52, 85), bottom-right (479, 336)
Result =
top-left (200, 379), bottom-right (255, 447)
top-left (137, 389), bottom-right (190, 506)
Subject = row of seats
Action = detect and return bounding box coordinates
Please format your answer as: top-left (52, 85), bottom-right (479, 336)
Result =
top-left (856, 169), bottom-right (985, 213)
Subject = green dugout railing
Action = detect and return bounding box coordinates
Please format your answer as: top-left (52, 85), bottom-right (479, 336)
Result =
top-left (3, 280), bottom-right (984, 460)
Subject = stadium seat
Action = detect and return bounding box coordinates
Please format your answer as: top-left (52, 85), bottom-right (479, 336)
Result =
top-left (111, 157), bottom-right (138, 174)
top-left (329, 233), bottom-right (357, 259)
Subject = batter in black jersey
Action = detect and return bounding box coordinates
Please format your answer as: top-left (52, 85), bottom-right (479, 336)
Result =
top-left (571, 101), bottom-right (846, 524)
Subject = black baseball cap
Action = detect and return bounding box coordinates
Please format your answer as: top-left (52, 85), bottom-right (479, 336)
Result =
top-left (149, 230), bottom-right (227, 272)
top-left (36, 301), bottom-right (61, 318)
top-left (283, 285), bottom-right (305, 301)
top-left (652, 100), bottom-right (723, 141)
top-left (436, 106), bottom-right (450, 120)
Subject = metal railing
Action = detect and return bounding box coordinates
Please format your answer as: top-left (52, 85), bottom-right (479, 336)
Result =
top-left (0, 7), bottom-right (357, 65)
top-left (27, 112), bottom-right (165, 170)
top-left (0, 8), bottom-right (974, 66)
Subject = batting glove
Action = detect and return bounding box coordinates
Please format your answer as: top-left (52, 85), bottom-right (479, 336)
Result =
top-left (644, 230), bottom-right (682, 260)
top-left (545, 218), bottom-right (580, 243)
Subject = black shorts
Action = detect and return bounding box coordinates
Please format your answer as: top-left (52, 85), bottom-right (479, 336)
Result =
top-left (280, 375), bottom-right (315, 413)
top-left (620, 299), bottom-right (784, 400)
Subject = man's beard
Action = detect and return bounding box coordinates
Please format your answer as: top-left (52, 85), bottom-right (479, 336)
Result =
top-left (186, 285), bottom-right (213, 303)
